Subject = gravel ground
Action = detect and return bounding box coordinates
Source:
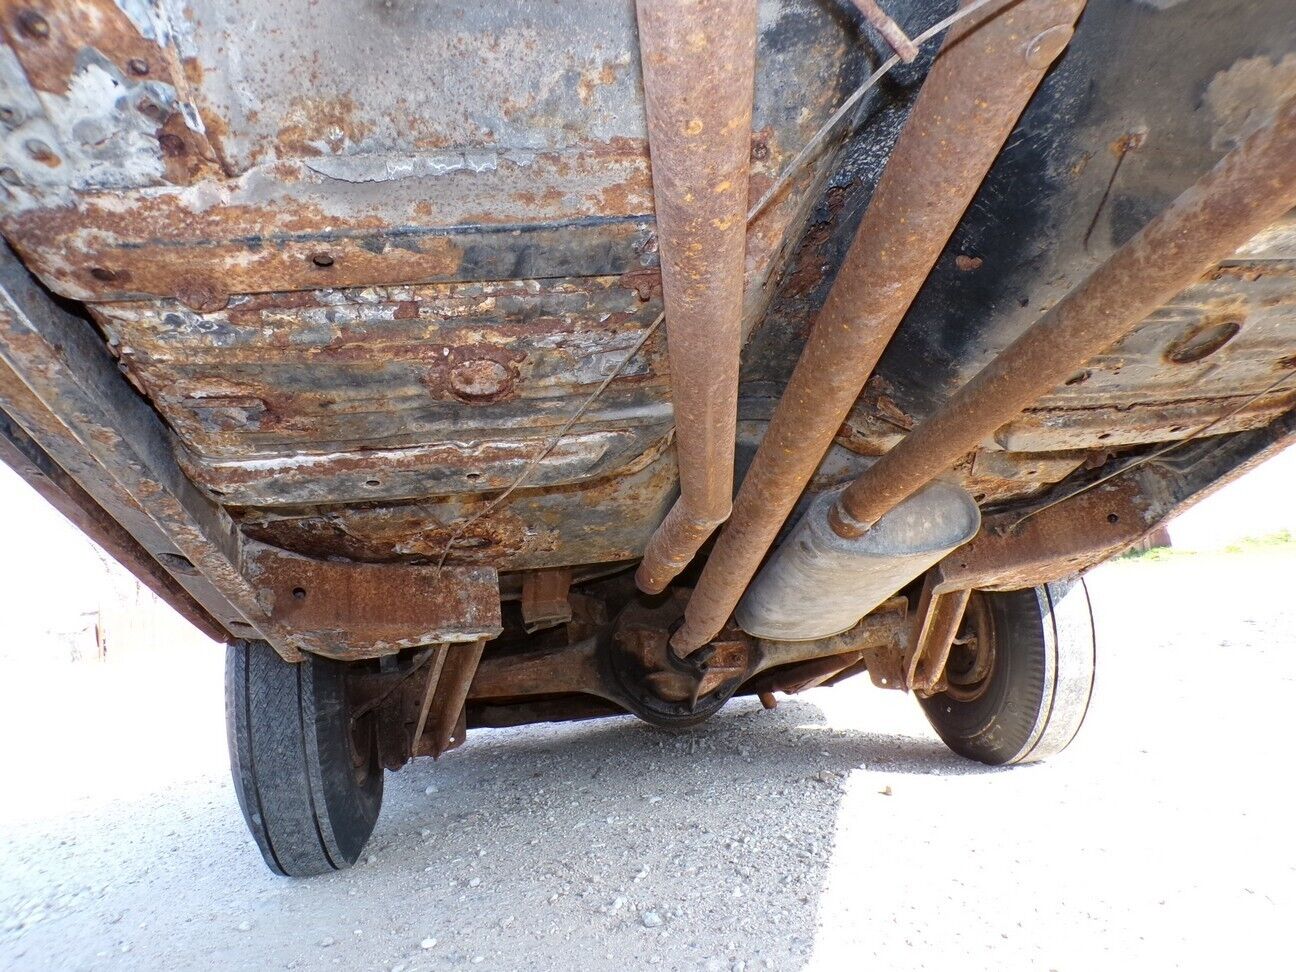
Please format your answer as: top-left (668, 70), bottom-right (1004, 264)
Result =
top-left (2, 551), bottom-right (1294, 971)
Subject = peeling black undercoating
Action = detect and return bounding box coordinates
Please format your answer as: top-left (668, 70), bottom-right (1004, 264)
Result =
top-left (735, 0), bottom-right (1296, 525)
top-left (868, 0), bottom-right (1296, 419)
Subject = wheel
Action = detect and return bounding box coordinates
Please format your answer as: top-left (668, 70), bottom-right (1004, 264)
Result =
top-left (919, 578), bottom-right (1095, 766)
top-left (225, 640), bottom-right (383, 876)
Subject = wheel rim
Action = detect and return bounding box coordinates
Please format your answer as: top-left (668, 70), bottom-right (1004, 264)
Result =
top-left (942, 592), bottom-right (996, 702)
top-left (344, 672), bottom-right (378, 787)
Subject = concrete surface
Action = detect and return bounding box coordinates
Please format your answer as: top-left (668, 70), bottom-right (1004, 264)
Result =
top-left (2, 551), bottom-right (1294, 972)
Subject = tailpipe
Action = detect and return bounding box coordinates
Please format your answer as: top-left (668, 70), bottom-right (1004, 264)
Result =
top-left (735, 480), bottom-right (979, 642)
top-left (632, 0), bottom-right (758, 594)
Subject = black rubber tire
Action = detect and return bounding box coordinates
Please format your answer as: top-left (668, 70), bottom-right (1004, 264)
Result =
top-left (919, 578), bottom-right (1096, 766)
top-left (225, 641), bottom-right (383, 876)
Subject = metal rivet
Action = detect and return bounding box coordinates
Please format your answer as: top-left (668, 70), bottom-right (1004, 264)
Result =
top-left (176, 281), bottom-right (229, 313)
top-left (127, 57), bottom-right (150, 76)
top-left (89, 267), bottom-right (118, 282)
top-left (0, 105), bottom-right (20, 126)
top-left (0, 167), bottom-right (21, 186)
top-left (16, 10), bottom-right (50, 40)
top-left (311, 252), bottom-right (335, 268)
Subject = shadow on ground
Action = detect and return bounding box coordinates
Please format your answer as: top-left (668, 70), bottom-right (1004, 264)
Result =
top-left (1, 667), bottom-right (1003, 972)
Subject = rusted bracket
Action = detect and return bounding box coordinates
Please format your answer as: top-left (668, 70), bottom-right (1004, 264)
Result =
top-left (244, 544), bottom-right (502, 660)
top-left (417, 638), bottom-right (488, 758)
top-left (407, 646), bottom-right (449, 759)
top-left (521, 567), bottom-right (573, 633)
top-left (901, 474), bottom-right (1145, 693)
top-left (904, 569), bottom-right (971, 696)
top-left (938, 479), bottom-right (1148, 592)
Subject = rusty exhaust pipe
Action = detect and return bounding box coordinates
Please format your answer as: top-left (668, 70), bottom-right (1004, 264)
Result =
top-left (739, 93), bottom-right (1296, 640)
top-left (672, 0), bottom-right (1086, 651)
top-left (632, 0), bottom-right (758, 595)
top-left (828, 93), bottom-right (1296, 537)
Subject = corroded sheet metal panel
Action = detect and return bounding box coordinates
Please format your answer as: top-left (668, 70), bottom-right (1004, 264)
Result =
top-left (0, 0), bottom-right (868, 587)
top-left (997, 265), bottom-right (1296, 451)
top-left (238, 445), bottom-right (679, 572)
top-left (0, 0), bottom-right (865, 306)
top-left (97, 275), bottom-right (671, 505)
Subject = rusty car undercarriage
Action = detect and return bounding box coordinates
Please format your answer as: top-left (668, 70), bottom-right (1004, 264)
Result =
top-left (2, 0), bottom-right (1295, 874)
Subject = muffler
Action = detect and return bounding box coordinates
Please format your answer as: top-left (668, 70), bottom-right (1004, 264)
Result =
top-left (734, 480), bottom-right (979, 641)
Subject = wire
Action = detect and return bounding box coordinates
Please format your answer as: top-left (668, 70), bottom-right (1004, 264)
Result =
top-left (436, 0), bottom-right (1007, 567)
top-left (747, 0), bottom-right (1003, 223)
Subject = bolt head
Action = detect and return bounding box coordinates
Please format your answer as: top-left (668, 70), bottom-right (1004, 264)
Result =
top-left (449, 359), bottom-right (513, 402)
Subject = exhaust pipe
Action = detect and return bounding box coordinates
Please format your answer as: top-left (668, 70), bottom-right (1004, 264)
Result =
top-left (672, 0), bottom-right (1087, 652)
top-left (827, 93), bottom-right (1296, 539)
top-left (632, 0), bottom-right (758, 594)
top-left (737, 93), bottom-right (1296, 641)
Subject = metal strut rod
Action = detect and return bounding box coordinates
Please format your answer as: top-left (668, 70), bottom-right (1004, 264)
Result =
top-left (828, 93), bottom-right (1296, 538)
top-left (671, 0), bottom-right (1086, 654)
top-left (632, 0), bottom-right (759, 595)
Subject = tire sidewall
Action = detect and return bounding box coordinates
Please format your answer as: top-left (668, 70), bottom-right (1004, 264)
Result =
top-left (303, 655), bottom-right (384, 868)
top-left (920, 588), bottom-right (1049, 765)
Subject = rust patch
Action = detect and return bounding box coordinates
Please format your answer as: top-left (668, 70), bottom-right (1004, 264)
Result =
top-left (245, 542), bottom-right (502, 659)
top-left (576, 63), bottom-right (619, 107)
top-left (0, 147), bottom-right (659, 300)
top-left (619, 267), bottom-right (663, 302)
top-left (157, 110), bottom-right (224, 184)
top-left (781, 184), bottom-right (848, 300)
top-left (1, 0), bottom-right (171, 95)
top-left (273, 95), bottom-right (374, 158)
top-left (1205, 54), bottom-right (1296, 151)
